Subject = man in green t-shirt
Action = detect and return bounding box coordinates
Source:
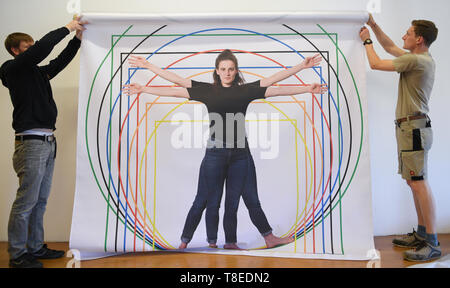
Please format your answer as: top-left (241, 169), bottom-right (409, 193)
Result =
top-left (360, 15), bottom-right (440, 262)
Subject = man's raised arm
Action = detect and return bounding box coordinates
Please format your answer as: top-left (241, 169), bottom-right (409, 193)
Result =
top-left (367, 14), bottom-right (406, 57)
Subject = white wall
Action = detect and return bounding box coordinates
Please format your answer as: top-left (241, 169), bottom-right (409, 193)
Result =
top-left (0, 0), bottom-right (449, 242)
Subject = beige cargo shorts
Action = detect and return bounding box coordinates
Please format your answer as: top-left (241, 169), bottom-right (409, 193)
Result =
top-left (395, 117), bottom-right (433, 181)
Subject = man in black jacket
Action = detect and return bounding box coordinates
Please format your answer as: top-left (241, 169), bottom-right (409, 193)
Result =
top-left (0, 18), bottom-right (85, 268)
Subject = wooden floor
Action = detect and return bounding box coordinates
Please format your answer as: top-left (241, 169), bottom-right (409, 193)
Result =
top-left (1, 235), bottom-right (449, 268)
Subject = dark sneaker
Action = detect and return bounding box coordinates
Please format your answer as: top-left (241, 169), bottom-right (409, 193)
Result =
top-left (9, 253), bottom-right (43, 268)
top-left (392, 230), bottom-right (424, 248)
top-left (403, 240), bottom-right (441, 262)
top-left (32, 244), bottom-right (65, 259)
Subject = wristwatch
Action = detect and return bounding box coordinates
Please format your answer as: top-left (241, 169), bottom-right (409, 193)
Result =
top-left (363, 38), bottom-right (373, 45)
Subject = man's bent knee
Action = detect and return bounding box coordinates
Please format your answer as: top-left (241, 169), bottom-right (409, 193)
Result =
top-left (406, 179), bottom-right (429, 193)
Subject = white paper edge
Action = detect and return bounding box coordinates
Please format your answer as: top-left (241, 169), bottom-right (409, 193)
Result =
top-left (80, 11), bottom-right (369, 24)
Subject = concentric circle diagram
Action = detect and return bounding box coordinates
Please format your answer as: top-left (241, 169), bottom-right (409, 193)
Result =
top-left (81, 23), bottom-right (366, 256)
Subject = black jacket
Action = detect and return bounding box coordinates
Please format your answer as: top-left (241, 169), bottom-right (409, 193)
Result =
top-left (0, 27), bottom-right (81, 133)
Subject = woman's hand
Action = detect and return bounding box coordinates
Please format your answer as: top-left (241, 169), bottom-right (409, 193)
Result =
top-left (308, 83), bottom-right (328, 94)
top-left (128, 55), bottom-right (150, 69)
top-left (302, 53), bottom-right (322, 69)
top-left (122, 83), bottom-right (143, 96)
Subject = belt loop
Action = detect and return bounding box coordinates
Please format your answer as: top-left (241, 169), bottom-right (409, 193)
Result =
top-left (426, 115), bottom-right (432, 127)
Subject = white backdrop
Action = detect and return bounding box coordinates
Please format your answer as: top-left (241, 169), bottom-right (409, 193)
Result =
top-left (69, 12), bottom-right (375, 260)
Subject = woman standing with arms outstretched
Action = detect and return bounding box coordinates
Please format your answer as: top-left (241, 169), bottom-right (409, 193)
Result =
top-left (123, 50), bottom-right (325, 250)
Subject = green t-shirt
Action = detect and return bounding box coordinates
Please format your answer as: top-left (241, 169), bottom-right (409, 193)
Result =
top-left (392, 52), bottom-right (435, 119)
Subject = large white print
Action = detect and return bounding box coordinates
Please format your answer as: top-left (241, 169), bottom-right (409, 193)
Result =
top-left (70, 12), bottom-right (376, 260)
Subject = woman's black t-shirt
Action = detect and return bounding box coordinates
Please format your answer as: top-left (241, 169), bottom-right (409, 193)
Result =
top-left (187, 80), bottom-right (267, 148)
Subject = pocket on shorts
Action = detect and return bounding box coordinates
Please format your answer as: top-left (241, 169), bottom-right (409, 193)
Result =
top-left (400, 150), bottom-right (425, 179)
top-left (419, 127), bottom-right (433, 150)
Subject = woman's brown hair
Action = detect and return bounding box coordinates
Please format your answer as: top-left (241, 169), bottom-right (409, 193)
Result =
top-left (213, 49), bottom-right (245, 86)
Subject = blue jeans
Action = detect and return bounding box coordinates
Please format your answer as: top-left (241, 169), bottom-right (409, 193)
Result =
top-left (181, 140), bottom-right (272, 245)
top-left (8, 138), bottom-right (56, 260)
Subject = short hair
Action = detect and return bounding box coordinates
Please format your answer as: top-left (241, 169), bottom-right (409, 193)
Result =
top-left (4, 32), bottom-right (34, 57)
top-left (411, 20), bottom-right (438, 47)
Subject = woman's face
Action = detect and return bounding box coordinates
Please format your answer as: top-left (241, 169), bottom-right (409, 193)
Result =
top-left (216, 60), bottom-right (237, 87)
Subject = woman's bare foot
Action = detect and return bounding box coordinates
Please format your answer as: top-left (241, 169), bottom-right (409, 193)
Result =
top-left (223, 243), bottom-right (244, 250)
top-left (179, 242), bottom-right (188, 249)
top-left (264, 233), bottom-right (294, 249)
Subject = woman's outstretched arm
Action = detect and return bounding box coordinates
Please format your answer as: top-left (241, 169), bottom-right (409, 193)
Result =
top-left (260, 54), bottom-right (322, 87)
top-left (265, 83), bottom-right (328, 98)
top-left (128, 55), bottom-right (193, 88)
top-left (122, 83), bottom-right (190, 99)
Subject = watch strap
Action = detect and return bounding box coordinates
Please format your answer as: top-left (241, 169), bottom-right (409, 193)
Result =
top-left (363, 38), bottom-right (373, 45)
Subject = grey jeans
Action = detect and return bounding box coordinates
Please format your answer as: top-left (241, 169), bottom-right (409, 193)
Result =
top-left (8, 138), bottom-right (56, 260)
